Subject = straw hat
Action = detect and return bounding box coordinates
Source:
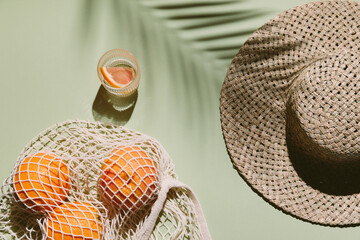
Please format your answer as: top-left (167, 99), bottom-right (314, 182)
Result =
top-left (220, 0), bottom-right (360, 225)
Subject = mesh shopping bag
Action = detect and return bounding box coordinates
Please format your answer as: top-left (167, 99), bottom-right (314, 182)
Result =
top-left (0, 120), bottom-right (211, 240)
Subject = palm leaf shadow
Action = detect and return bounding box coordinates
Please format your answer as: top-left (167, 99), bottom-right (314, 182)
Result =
top-left (86, 0), bottom-right (270, 141)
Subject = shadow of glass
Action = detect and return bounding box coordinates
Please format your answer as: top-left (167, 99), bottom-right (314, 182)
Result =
top-left (92, 86), bottom-right (138, 126)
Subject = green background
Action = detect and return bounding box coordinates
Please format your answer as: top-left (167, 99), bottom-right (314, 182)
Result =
top-left (0, 0), bottom-right (359, 239)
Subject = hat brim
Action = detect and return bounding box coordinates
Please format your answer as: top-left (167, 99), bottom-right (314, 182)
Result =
top-left (220, 0), bottom-right (360, 225)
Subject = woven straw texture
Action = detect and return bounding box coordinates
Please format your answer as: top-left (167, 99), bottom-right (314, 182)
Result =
top-left (220, 0), bottom-right (360, 225)
top-left (0, 120), bottom-right (211, 239)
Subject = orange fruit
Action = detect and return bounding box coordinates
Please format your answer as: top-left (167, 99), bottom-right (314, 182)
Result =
top-left (100, 66), bottom-right (135, 88)
top-left (12, 152), bottom-right (71, 213)
top-left (98, 146), bottom-right (159, 211)
top-left (44, 201), bottom-right (102, 240)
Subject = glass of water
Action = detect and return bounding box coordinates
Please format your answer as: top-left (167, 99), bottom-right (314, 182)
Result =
top-left (97, 49), bottom-right (140, 110)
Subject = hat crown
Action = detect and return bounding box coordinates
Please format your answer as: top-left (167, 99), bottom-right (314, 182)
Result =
top-left (286, 52), bottom-right (360, 195)
top-left (287, 52), bottom-right (360, 156)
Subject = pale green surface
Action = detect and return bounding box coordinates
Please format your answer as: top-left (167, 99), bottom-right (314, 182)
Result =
top-left (0, 1), bottom-right (360, 239)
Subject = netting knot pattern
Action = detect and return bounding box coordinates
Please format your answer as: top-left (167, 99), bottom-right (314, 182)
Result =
top-left (0, 120), bottom-right (211, 239)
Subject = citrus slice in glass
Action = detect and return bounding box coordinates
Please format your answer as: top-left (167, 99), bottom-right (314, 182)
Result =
top-left (100, 66), bottom-right (135, 88)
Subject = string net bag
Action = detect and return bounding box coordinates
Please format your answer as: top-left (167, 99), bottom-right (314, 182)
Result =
top-left (220, 0), bottom-right (360, 226)
top-left (0, 120), bottom-right (211, 239)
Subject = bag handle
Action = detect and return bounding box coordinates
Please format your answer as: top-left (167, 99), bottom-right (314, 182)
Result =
top-left (138, 178), bottom-right (212, 240)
